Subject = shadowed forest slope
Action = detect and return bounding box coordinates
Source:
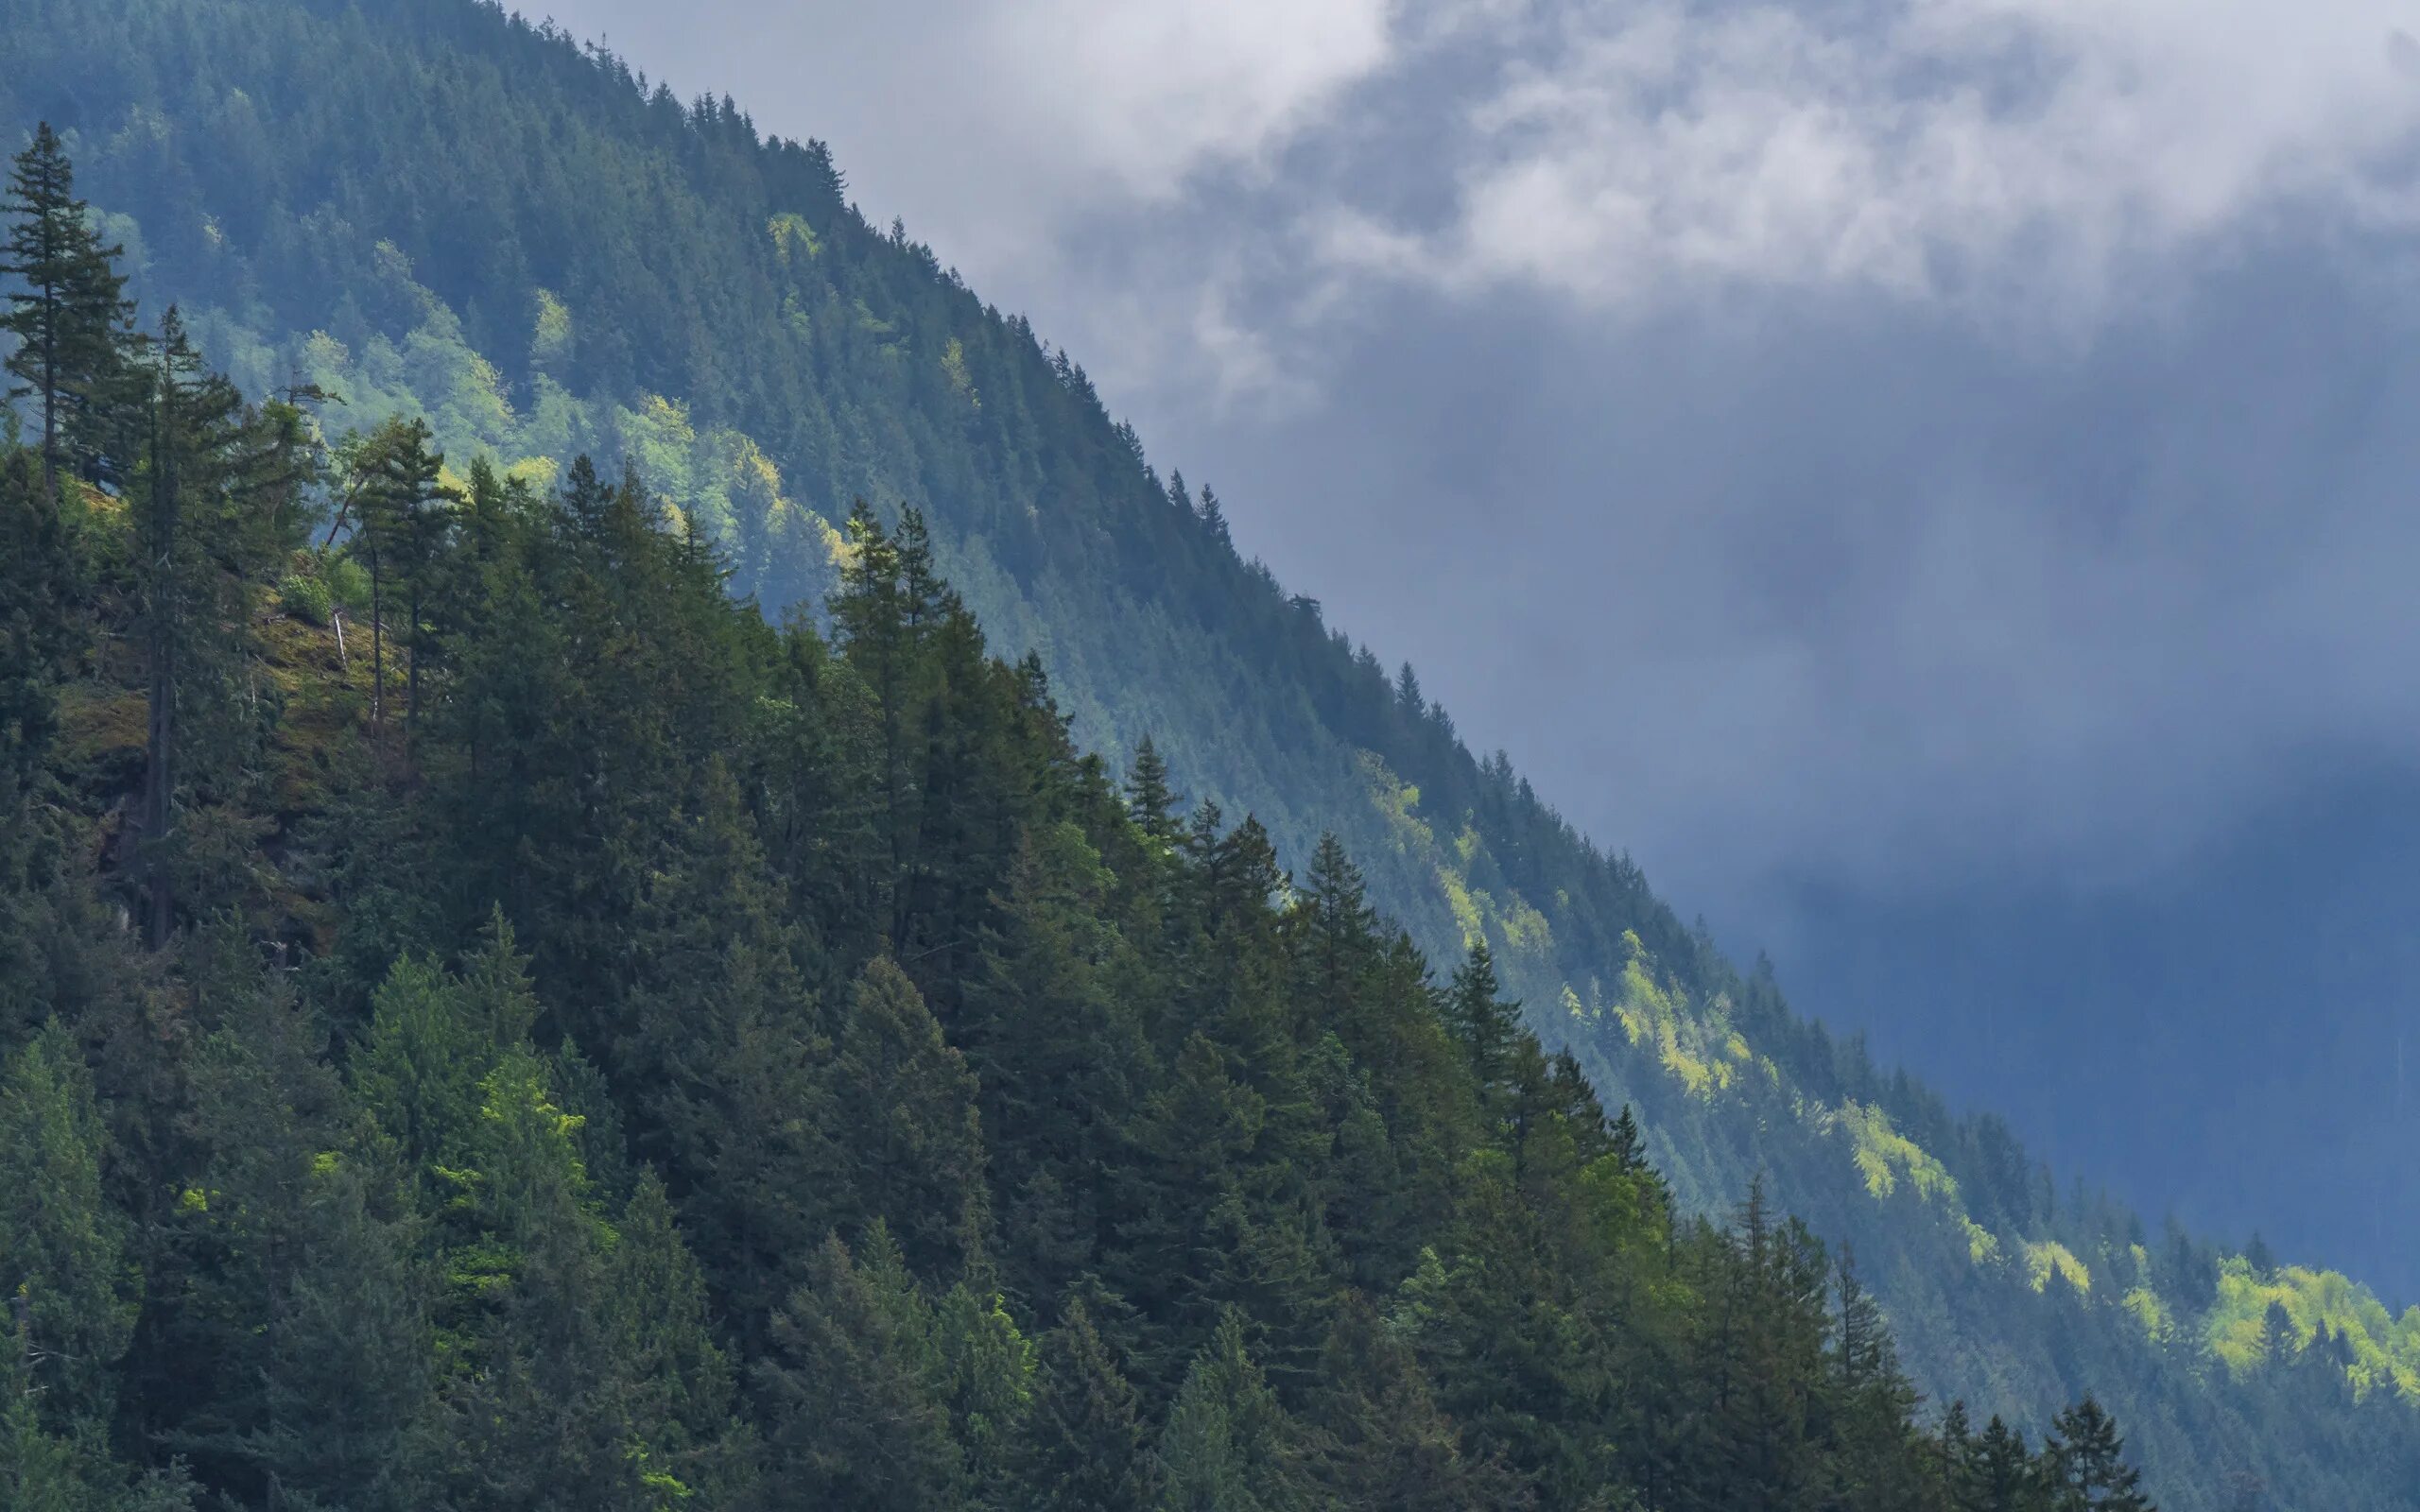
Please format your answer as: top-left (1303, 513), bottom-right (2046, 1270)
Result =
top-left (3, 1), bottom-right (2417, 1505)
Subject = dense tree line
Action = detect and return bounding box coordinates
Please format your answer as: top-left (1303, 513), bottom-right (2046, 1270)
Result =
top-left (0, 136), bottom-right (2168, 1510)
top-left (5, 6), bottom-right (2417, 1498)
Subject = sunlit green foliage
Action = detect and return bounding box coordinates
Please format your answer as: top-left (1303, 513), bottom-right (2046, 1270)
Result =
top-left (0, 15), bottom-right (2412, 1503)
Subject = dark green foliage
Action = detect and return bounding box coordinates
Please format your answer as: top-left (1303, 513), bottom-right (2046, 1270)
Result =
top-left (0, 125), bottom-right (134, 495)
top-left (128, 308), bottom-right (320, 946)
top-left (833, 954), bottom-right (991, 1284)
top-left (1155, 1313), bottom-right (1317, 1512)
top-left (0, 40), bottom-right (2391, 1512)
top-left (1443, 940), bottom-right (1520, 1108)
top-left (337, 415), bottom-right (455, 727)
top-left (758, 1228), bottom-right (970, 1512)
top-left (1, 78), bottom-right (2390, 1512)
top-left (0, 452), bottom-right (76, 800)
top-left (0, 298), bottom-right (2166, 1503)
top-left (0, 1022), bottom-right (135, 1432)
top-left (0, 448), bottom-right (96, 1041)
top-left (1020, 1298), bottom-right (1157, 1511)
top-left (2046, 1396), bottom-right (2155, 1512)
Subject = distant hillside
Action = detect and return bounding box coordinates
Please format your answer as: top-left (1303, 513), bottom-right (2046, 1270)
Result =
top-left (5, 0), bottom-right (2419, 1504)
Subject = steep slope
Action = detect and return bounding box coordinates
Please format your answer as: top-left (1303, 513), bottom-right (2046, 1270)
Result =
top-left (6, 0), bottom-right (2419, 1503)
top-left (0, 391), bottom-right (2093, 1508)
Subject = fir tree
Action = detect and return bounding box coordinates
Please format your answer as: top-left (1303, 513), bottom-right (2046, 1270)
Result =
top-left (833, 955), bottom-right (991, 1284)
top-left (1, 125), bottom-right (135, 496)
top-left (2045, 1396), bottom-right (2153, 1512)
top-left (1962, 1416), bottom-right (2050, 1512)
top-left (343, 417), bottom-right (453, 728)
top-left (0, 1022), bottom-right (135, 1433)
top-left (758, 1228), bottom-right (968, 1512)
top-left (1017, 1299), bottom-right (1156, 1512)
top-left (1125, 735), bottom-right (1182, 850)
top-left (1443, 941), bottom-right (1520, 1102)
top-left (1155, 1312), bottom-right (1314, 1512)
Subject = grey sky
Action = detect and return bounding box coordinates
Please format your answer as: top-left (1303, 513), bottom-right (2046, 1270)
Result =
top-left (532, 0), bottom-right (2420, 1286)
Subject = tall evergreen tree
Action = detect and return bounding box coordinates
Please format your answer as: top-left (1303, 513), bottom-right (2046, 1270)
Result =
top-left (1962, 1415), bottom-right (2051, 1512)
top-left (1016, 1299), bottom-right (1156, 1512)
top-left (1125, 735), bottom-right (1182, 850)
top-left (2045, 1397), bottom-right (2154, 1512)
top-left (832, 954), bottom-right (991, 1283)
top-left (0, 1022), bottom-right (135, 1434)
top-left (1443, 941), bottom-right (1520, 1103)
top-left (758, 1228), bottom-right (968, 1512)
top-left (130, 309), bottom-right (310, 946)
top-left (1155, 1312), bottom-right (1314, 1512)
top-left (1, 125), bottom-right (135, 496)
top-left (342, 417), bottom-right (453, 728)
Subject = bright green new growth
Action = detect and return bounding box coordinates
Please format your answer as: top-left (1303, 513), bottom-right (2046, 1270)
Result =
top-left (1, 10), bottom-right (2412, 1497)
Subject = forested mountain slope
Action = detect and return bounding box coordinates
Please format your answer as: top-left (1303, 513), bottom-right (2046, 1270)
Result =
top-left (0, 203), bottom-right (2168, 1505)
top-left (3, 1), bottom-right (2416, 1505)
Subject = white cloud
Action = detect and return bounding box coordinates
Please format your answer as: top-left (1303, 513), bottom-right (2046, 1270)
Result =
top-left (522, 0), bottom-right (2420, 905)
top-left (963, 0), bottom-right (1396, 196)
top-left (1326, 0), bottom-right (2420, 313)
top-left (534, 0), bottom-right (1400, 273)
top-left (541, 0), bottom-right (2420, 366)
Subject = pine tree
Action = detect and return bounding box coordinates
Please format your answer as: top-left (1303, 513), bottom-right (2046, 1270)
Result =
top-left (1300, 833), bottom-right (1378, 1024)
top-left (1313, 1294), bottom-right (1520, 1510)
top-left (349, 920), bottom-right (537, 1181)
top-left (931, 1280), bottom-right (1036, 1506)
top-left (591, 1171), bottom-right (755, 1507)
top-left (2044, 1397), bottom-right (2153, 1512)
top-left (147, 937), bottom-right (432, 1508)
top-left (1155, 1312), bottom-right (1313, 1512)
top-left (833, 500), bottom-right (957, 939)
top-left (1961, 1416), bottom-right (2050, 1512)
top-left (957, 838), bottom-right (1152, 1304)
top-left (131, 309), bottom-right (302, 947)
top-left (1827, 1247), bottom-right (1926, 1512)
top-left (1016, 1299), bottom-right (1155, 1512)
top-left (1, 125), bottom-right (136, 496)
top-left (1443, 942), bottom-right (1520, 1102)
top-left (612, 759), bottom-right (840, 1346)
top-left (2257, 1300), bottom-right (2298, 1366)
top-left (757, 1228), bottom-right (968, 1512)
top-left (0, 1022), bottom-right (136, 1434)
top-left (1125, 735), bottom-right (1182, 850)
top-left (832, 955), bottom-right (991, 1284)
top-left (240, 1155), bottom-right (432, 1511)
top-left (1196, 484), bottom-right (1230, 545)
top-left (343, 417), bottom-right (453, 728)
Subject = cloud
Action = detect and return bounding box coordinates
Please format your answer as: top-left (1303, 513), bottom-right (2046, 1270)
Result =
top-left (960, 0), bottom-right (1396, 196)
top-left (530, 0), bottom-right (2420, 898)
top-left (531, 0), bottom-right (1399, 274)
top-left (525, 0), bottom-right (2420, 1301)
top-left (1313, 0), bottom-right (2420, 317)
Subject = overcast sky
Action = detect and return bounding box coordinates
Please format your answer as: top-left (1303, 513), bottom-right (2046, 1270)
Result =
top-left (533, 0), bottom-right (2420, 1285)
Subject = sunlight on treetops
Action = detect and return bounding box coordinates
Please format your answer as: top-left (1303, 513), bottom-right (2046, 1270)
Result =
top-left (2023, 1240), bottom-right (2092, 1297)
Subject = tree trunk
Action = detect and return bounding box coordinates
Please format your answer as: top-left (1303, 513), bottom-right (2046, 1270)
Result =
top-left (370, 551), bottom-right (384, 726)
top-left (406, 578), bottom-right (422, 731)
top-left (143, 395), bottom-right (176, 950)
top-left (37, 283), bottom-right (58, 501)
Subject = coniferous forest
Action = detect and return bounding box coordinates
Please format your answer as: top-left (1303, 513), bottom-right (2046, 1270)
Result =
top-left (4, 2), bottom-right (2420, 1507)
top-left (0, 126), bottom-right (2169, 1510)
